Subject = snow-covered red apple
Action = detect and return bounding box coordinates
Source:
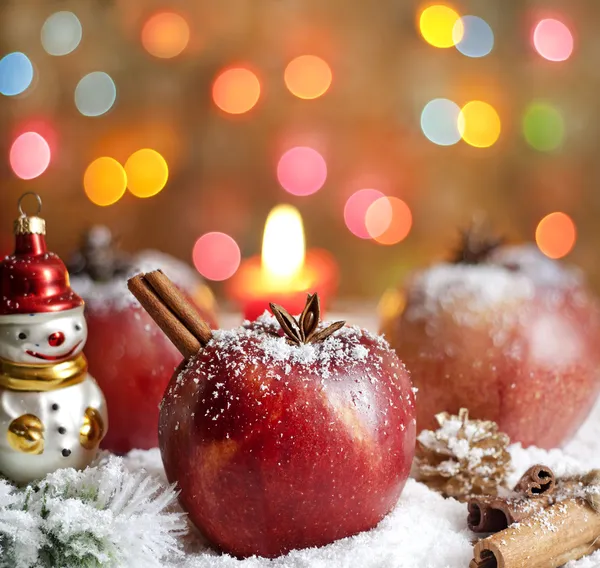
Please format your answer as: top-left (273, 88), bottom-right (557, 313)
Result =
top-left (69, 227), bottom-right (217, 453)
top-left (128, 275), bottom-right (416, 558)
top-left (384, 235), bottom-right (600, 449)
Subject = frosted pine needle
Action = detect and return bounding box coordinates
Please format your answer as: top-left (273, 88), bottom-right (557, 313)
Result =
top-left (0, 455), bottom-right (186, 568)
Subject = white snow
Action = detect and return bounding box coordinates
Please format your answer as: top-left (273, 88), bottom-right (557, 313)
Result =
top-left (70, 250), bottom-right (201, 312)
top-left (107, 395), bottom-right (600, 568)
top-left (5, 303), bottom-right (600, 568)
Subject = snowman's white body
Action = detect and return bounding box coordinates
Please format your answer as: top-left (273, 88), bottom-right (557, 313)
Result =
top-left (0, 306), bottom-right (108, 484)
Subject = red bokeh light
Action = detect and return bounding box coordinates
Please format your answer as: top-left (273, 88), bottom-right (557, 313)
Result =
top-left (9, 132), bottom-right (51, 180)
top-left (193, 232), bottom-right (241, 281)
top-left (276, 146), bottom-right (327, 196)
top-left (533, 19), bottom-right (573, 62)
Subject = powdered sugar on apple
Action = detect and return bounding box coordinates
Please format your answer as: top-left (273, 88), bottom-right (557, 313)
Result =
top-left (71, 250), bottom-right (201, 312)
top-left (175, 312), bottom-right (399, 386)
top-left (403, 244), bottom-right (581, 328)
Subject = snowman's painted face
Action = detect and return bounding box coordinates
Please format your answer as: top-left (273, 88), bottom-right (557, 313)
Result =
top-left (0, 306), bottom-right (87, 364)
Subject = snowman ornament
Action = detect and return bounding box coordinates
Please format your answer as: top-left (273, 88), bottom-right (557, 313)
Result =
top-left (0, 194), bottom-right (108, 484)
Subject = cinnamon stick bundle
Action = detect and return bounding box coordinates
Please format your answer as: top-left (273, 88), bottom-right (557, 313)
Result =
top-left (470, 499), bottom-right (600, 568)
top-left (468, 465), bottom-right (556, 533)
top-left (128, 270), bottom-right (212, 358)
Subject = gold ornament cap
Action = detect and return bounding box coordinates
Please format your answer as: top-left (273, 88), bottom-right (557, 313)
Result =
top-left (14, 192), bottom-right (46, 235)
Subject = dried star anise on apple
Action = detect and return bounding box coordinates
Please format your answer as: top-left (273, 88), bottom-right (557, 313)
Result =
top-left (451, 220), bottom-right (504, 265)
top-left (269, 294), bottom-right (345, 345)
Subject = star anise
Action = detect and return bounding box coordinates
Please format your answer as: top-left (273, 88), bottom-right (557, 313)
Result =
top-left (451, 219), bottom-right (504, 265)
top-left (269, 294), bottom-right (345, 345)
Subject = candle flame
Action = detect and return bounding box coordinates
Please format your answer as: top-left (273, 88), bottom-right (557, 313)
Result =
top-left (261, 204), bottom-right (305, 283)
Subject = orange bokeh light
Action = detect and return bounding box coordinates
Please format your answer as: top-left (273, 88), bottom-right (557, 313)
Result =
top-left (535, 212), bottom-right (576, 259)
top-left (365, 197), bottom-right (413, 245)
top-left (84, 157), bottom-right (127, 207)
top-left (141, 12), bottom-right (190, 59)
top-left (212, 67), bottom-right (261, 115)
top-left (284, 55), bottom-right (332, 100)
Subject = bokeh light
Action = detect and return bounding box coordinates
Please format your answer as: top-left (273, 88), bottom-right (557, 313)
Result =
top-left (0, 52), bottom-right (34, 96)
top-left (523, 102), bottom-right (564, 152)
top-left (284, 55), bottom-right (332, 100)
top-left (458, 101), bottom-right (501, 148)
top-left (141, 12), bottom-right (190, 59)
top-left (421, 98), bottom-right (461, 146)
top-left (276, 147), bottom-right (327, 196)
top-left (41, 11), bottom-right (82, 56)
top-left (212, 67), bottom-right (260, 115)
top-left (535, 212), bottom-right (576, 259)
top-left (83, 157), bottom-right (127, 207)
top-left (533, 19), bottom-right (573, 62)
top-left (419, 5), bottom-right (463, 48)
top-left (193, 232), bottom-right (241, 281)
top-left (75, 71), bottom-right (117, 116)
top-left (365, 197), bottom-right (413, 245)
top-left (454, 16), bottom-right (494, 57)
top-left (344, 189), bottom-right (385, 239)
top-left (9, 132), bottom-right (51, 180)
top-left (125, 149), bottom-right (169, 198)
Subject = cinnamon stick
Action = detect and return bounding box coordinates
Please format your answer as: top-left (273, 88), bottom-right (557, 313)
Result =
top-left (127, 271), bottom-right (212, 358)
top-left (513, 465), bottom-right (555, 498)
top-left (470, 499), bottom-right (600, 568)
top-left (144, 270), bottom-right (212, 346)
top-left (468, 495), bottom-right (551, 533)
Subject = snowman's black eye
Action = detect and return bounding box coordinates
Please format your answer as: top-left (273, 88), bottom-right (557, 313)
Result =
top-left (75, 324), bottom-right (82, 331)
top-left (18, 332), bottom-right (27, 340)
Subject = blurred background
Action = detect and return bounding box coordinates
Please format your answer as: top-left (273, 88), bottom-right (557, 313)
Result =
top-left (0, 0), bottom-right (595, 300)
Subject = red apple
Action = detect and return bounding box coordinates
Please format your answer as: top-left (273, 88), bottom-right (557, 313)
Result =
top-left (384, 241), bottom-right (600, 449)
top-left (69, 227), bottom-right (218, 453)
top-left (159, 305), bottom-right (416, 558)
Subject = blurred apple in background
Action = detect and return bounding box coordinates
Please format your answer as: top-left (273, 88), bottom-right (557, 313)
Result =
top-left (159, 307), bottom-right (416, 558)
top-left (383, 236), bottom-right (600, 449)
top-left (69, 226), bottom-right (218, 453)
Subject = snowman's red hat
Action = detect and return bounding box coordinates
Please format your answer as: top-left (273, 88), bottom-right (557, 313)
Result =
top-left (0, 210), bottom-right (83, 317)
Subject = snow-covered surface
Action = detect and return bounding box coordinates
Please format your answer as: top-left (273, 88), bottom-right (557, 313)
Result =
top-left (6, 306), bottom-right (600, 568)
top-left (118, 302), bottom-right (600, 568)
top-left (122, 396), bottom-right (600, 568)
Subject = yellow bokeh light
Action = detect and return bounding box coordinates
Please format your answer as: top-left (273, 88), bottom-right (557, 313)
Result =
top-left (83, 157), bottom-right (127, 207)
top-left (419, 5), bottom-right (463, 48)
top-left (261, 204), bottom-right (305, 286)
top-left (284, 55), bottom-right (332, 100)
top-left (125, 148), bottom-right (169, 198)
top-left (458, 101), bottom-right (501, 148)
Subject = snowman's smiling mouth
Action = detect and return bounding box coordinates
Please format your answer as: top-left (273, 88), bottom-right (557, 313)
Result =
top-left (26, 342), bottom-right (82, 362)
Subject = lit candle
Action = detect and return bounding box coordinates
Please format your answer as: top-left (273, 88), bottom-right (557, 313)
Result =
top-left (227, 204), bottom-right (338, 320)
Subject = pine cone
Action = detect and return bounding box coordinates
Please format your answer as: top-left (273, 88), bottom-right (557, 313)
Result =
top-left (413, 408), bottom-right (511, 501)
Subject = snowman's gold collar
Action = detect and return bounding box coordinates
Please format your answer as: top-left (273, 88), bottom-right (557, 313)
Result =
top-left (0, 354), bottom-right (87, 392)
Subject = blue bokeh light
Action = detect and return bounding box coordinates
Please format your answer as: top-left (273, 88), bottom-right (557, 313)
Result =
top-left (454, 16), bottom-right (494, 58)
top-left (420, 98), bottom-right (461, 146)
top-left (0, 52), bottom-right (34, 96)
